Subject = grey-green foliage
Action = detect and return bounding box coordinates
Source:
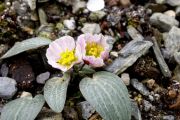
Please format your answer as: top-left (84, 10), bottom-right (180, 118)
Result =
top-left (0, 37), bottom-right (51, 59)
top-left (44, 73), bottom-right (70, 112)
top-left (80, 71), bottom-right (131, 120)
top-left (0, 95), bottom-right (45, 120)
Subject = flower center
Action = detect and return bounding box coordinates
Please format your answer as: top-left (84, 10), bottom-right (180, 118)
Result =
top-left (86, 42), bottom-right (104, 58)
top-left (57, 49), bottom-right (77, 67)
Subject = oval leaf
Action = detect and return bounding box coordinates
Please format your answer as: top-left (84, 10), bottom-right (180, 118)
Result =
top-left (80, 71), bottom-right (131, 120)
top-left (1, 37), bottom-right (51, 59)
top-left (1, 95), bottom-right (45, 120)
top-left (44, 73), bottom-right (70, 112)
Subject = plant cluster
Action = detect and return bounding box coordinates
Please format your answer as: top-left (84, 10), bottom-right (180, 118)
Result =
top-left (1, 34), bottom-right (131, 120)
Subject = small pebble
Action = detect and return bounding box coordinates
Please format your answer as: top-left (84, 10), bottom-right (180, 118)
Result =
top-left (163, 115), bottom-right (175, 120)
top-left (148, 95), bottom-right (154, 102)
top-left (154, 94), bottom-right (160, 101)
top-left (147, 79), bottom-right (155, 89)
top-left (0, 63), bottom-right (8, 77)
top-left (87, 0), bottom-right (105, 12)
top-left (168, 90), bottom-right (177, 99)
top-left (131, 78), bottom-right (150, 96)
top-left (81, 23), bottom-right (101, 34)
top-left (143, 100), bottom-right (154, 112)
top-left (63, 18), bottom-right (76, 30)
top-left (164, 10), bottom-right (176, 18)
top-left (155, 0), bottom-right (165, 4)
top-left (119, 0), bottom-right (131, 6)
top-left (72, 0), bottom-right (86, 13)
top-left (20, 91), bottom-right (32, 98)
top-left (77, 101), bottom-right (95, 119)
top-left (110, 51), bottom-right (118, 58)
top-left (0, 77), bottom-right (17, 99)
top-left (121, 73), bottom-right (130, 86)
top-left (0, 44), bottom-right (9, 56)
top-left (36, 72), bottom-right (50, 84)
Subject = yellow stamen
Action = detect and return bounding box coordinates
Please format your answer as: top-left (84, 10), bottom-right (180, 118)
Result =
top-left (57, 49), bottom-right (77, 67)
top-left (86, 42), bottom-right (104, 58)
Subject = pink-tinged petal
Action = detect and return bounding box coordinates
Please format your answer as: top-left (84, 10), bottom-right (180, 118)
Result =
top-left (55, 36), bottom-right (76, 52)
top-left (84, 56), bottom-right (104, 67)
top-left (76, 34), bottom-right (87, 56)
top-left (46, 36), bottom-right (77, 72)
top-left (47, 60), bottom-right (68, 72)
top-left (101, 50), bottom-right (109, 60)
top-left (75, 43), bottom-right (83, 63)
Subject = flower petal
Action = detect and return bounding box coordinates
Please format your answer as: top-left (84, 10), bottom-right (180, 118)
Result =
top-left (84, 56), bottom-right (104, 67)
top-left (46, 36), bottom-right (77, 72)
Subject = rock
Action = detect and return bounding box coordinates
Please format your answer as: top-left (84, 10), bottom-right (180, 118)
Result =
top-left (105, 40), bottom-right (153, 74)
top-left (173, 65), bottom-right (180, 83)
top-left (9, 58), bottom-right (35, 89)
top-left (38, 0), bottom-right (49, 3)
top-left (105, 35), bottom-right (116, 51)
top-left (72, 0), bottom-right (86, 13)
top-left (164, 10), bottom-right (176, 18)
top-left (63, 18), bottom-right (76, 30)
top-left (176, 6), bottom-right (180, 16)
top-left (38, 8), bottom-right (48, 25)
top-left (0, 104), bottom-right (3, 113)
top-left (150, 13), bottom-right (179, 32)
top-left (0, 63), bottom-right (8, 77)
top-left (110, 51), bottom-right (118, 58)
top-left (127, 26), bottom-right (144, 41)
top-left (63, 106), bottom-right (79, 120)
top-left (131, 79), bottom-right (150, 96)
top-left (121, 73), bottom-right (130, 86)
top-left (174, 52), bottom-right (180, 64)
top-left (166, 0), bottom-right (180, 6)
top-left (146, 3), bottom-right (167, 13)
top-left (164, 26), bottom-right (180, 59)
top-left (155, 0), bottom-right (165, 4)
top-left (36, 72), bottom-right (50, 84)
top-left (77, 101), bottom-right (95, 119)
top-left (0, 77), bottom-right (17, 99)
top-left (143, 100), bottom-right (155, 112)
top-left (152, 37), bottom-right (171, 77)
top-left (56, 0), bottom-right (74, 5)
top-left (81, 23), bottom-right (101, 34)
top-left (25, 0), bottom-right (36, 11)
top-left (87, 0), bottom-right (105, 12)
top-left (148, 95), bottom-right (154, 102)
top-left (36, 107), bottom-right (64, 120)
top-left (119, 0), bottom-right (131, 6)
top-left (146, 79), bottom-right (155, 89)
top-left (131, 99), bottom-right (142, 120)
top-left (89, 11), bottom-right (106, 21)
top-left (168, 90), bottom-right (177, 99)
top-left (163, 115), bottom-right (175, 120)
top-left (154, 94), bottom-right (160, 101)
top-left (0, 44), bottom-right (9, 57)
top-left (20, 91), bottom-right (32, 98)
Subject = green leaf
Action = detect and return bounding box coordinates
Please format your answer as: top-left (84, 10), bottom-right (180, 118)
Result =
top-left (44, 73), bottom-right (70, 112)
top-left (79, 65), bottom-right (96, 75)
top-left (1, 95), bottom-right (45, 120)
top-left (0, 37), bottom-right (51, 59)
top-left (80, 71), bottom-right (131, 120)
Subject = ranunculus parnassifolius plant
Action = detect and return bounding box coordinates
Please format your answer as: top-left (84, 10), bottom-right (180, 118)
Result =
top-left (46, 34), bottom-right (110, 71)
top-left (46, 36), bottom-right (82, 72)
